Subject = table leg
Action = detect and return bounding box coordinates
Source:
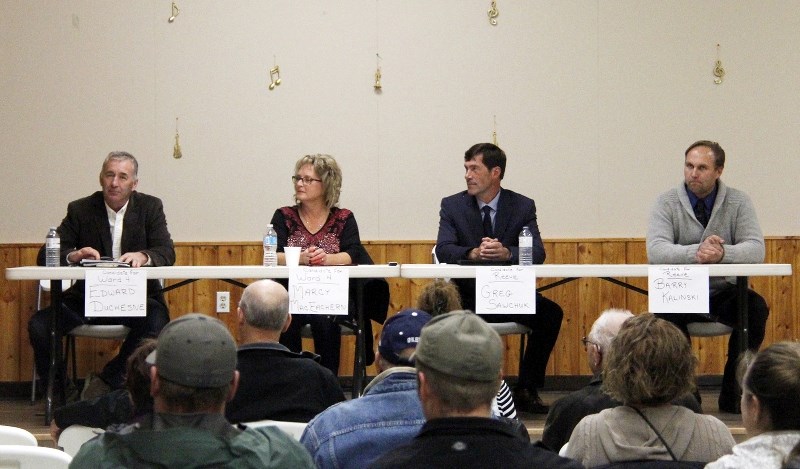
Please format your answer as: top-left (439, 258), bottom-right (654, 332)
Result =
top-left (353, 280), bottom-right (366, 398)
top-left (736, 276), bottom-right (749, 356)
top-left (45, 279), bottom-right (65, 425)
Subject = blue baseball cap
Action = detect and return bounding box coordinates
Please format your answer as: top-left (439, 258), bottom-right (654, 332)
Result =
top-left (378, 309), bottom-right (432, 365)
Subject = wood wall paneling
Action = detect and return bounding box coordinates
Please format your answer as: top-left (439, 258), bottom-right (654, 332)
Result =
top-left (1, 239), bottom-right (797, 383)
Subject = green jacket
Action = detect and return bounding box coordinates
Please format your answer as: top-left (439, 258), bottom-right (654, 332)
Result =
top-left (70, 415), bottom-right (313, 468)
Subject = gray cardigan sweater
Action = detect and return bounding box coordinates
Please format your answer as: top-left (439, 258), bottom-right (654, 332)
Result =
top-left (646, 180), bottom-right (764, 292)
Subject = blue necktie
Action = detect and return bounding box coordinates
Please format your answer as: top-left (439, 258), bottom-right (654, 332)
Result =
top-left (694, 199), bottom-right (709, 228)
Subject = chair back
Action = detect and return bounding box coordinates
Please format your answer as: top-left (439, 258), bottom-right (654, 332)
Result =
top-left (243, 420), bottom-right (308, 440)
top-left (686, 322), bottom-right (733, 337)
top-left (0, 445), bottom-right (72, 468)
top-left (0, 425), bottom-right (37, 446)
top-left (57, 425), bottom-right (104, 457)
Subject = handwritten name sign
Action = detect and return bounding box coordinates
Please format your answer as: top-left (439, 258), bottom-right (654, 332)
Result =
top-left (475, 266), bottom-right (536, 315)
top-left (84, 269), bottom-right (147, 317)
top-left (289, 267), bottom-right (349, 315)
top-left (648, 265), bottom-right (709, 314)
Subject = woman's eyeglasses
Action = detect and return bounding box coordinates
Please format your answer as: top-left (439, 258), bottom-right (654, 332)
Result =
top-left (581, 336), bottom-right (598, 349)
top-left (292, 176), bottom-right (322, 185)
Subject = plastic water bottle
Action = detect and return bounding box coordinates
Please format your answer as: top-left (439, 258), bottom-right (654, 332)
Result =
top-left (263, 224), bottom-right (278, 267)
top-left (46, 227), bottom-right (60, 267)
top-left (518, 226), bottom-right (533, 266)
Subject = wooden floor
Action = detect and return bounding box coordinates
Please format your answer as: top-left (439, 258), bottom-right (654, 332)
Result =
top-left (0, 387), bottom-right (747, 449)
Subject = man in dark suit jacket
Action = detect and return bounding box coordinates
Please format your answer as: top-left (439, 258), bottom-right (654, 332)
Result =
top-left (435, 143), bottom-right (563, 414)
top-left (29, 151), bottom-right (175, 396)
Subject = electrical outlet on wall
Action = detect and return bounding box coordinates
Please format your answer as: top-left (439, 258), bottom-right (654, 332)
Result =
top-left (216, 291), bottom-right (230, 313)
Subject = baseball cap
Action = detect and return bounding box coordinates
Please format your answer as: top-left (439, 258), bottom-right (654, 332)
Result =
top-left (378, 308), bottom-right (432, 365)
top-left (413, 310), bottom-right (502, 382)
top-left (146, 313), bottom-right (237, 388)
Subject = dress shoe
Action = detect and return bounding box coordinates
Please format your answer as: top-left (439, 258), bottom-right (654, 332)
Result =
top-left (513, 388), bottom-right (550, 414)
top-left (718, 391), bottom-right (741, 414)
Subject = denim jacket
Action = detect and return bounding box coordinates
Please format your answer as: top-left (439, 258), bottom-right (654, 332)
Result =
top-left (300, 367), bottom-right (425, 469)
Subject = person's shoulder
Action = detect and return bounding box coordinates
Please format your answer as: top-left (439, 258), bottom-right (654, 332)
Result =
top-left (68, 191), bottom-right (103, 209)
top-left (441, 190), bottom-right (470, 204)
top-left (521, 444), bottom-right (584, 468)
top-left (332, 207), bottom-right (353, 219)
top-left (129, 191), bottom-right (165, 204)
top-left (243, 426), bottom-right (314, 464)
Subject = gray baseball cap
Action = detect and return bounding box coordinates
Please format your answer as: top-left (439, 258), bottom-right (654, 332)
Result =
top-left (146, 313), bottom-right (237, 388)
top-left (413, 311), bottom-right (502, 382)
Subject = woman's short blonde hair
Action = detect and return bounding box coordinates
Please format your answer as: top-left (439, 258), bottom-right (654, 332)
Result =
top-left (602, 313), bottom-right (697, 405)
top-left (294, 154), bottom-right (342, 209)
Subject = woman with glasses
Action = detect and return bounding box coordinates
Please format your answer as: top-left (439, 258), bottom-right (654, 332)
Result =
top-left (270, 154), bottom-right (388, 374)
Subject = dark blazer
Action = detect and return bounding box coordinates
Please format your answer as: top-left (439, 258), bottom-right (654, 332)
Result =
top-left (435, 188), bottom-right (546, 265)
top-left (38, 191), bottom-right (175, 300)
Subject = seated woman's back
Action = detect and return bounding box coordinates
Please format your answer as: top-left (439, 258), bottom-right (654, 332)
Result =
top-left (564, 314), bottom-right (735, 467)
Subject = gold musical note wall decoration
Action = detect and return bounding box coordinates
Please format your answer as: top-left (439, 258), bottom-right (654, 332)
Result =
top-left (172, 118), bottom-right (182, 159)
top-left (488, 1), bottom-right (499, 25)
top-left (492, 115), bottom-right (499, 146)
top-left (374, 53), bottom-right (383, 92)
top-left (268, 56), bottom-right (282, 90)
top-left (168, 1), bottom-right (179, 23)
top-left (713, 44), bottom-right (725, 85)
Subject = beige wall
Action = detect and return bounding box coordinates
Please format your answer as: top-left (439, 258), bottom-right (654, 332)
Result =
top-left (2, 1), bottom-right (799, 243)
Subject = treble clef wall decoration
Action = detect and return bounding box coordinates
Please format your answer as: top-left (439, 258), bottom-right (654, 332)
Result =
top-left (488, 1), bottom-right (499, 26)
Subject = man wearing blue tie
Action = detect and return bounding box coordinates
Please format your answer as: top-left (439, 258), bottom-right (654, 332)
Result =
top-left (435, 142), bottom-right (563, 414)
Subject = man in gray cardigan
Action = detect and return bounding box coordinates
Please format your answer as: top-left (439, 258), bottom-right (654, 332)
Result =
top-left (646, 140), bottom-right (768, 414)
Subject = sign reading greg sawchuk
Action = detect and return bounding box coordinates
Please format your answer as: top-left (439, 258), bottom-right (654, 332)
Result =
top-left (289, 266), bottom-right (349, 315)
top-left (475, 266), bottom-right (536, 315)
top-left (84, 268), bottom-right (147, 317)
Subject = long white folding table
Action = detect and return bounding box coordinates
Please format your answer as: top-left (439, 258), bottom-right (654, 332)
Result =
top-left (400, 262), bottom-right (792, 356)
top-left (6, 264), bottom-right (400, 423)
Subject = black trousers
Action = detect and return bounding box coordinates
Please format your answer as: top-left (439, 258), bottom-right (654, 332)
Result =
top-left (28, 293), bottom-right (170, 389)
top-left (454, 279), bottom-right (564, 390)
top-left (657, 285), bottom-right (769, 397)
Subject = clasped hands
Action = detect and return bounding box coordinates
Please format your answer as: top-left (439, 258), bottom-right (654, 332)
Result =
top-left (469, 237), bottom-right (511, 261)
top-left (67, 247), bottom-right (149, 267)
top-left (302, 246), bottom-right (328, 266)
top-left (695, 235), bottom-right (725, 264)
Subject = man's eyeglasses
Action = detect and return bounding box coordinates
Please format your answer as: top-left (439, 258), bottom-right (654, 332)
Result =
top-left (292, 176), bottom-right (322, 185)
top-left (581, 336), bottom-right (598, 349)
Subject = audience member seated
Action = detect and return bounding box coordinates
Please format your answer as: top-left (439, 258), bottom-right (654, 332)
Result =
top-left (71, 313), bottom-right (313, 468)
top-left (226, 280), bottom-right (345, 423)
top-left (372, 311), bottom-right (581, 469)
top-left (301, 309), bottom-right (431, 469)
top-left (272, 153), bottom-right (389, 374)
top-left (50, 339), bottom-right (156, 443)
top-left (706, 341), bottom-right (800, 469)
top-left (565, 314), bottom-right (735, 467)
top-left (416, 279), bottom-right (517, 419)
top-left (541, 309), bottom-right (701, 452)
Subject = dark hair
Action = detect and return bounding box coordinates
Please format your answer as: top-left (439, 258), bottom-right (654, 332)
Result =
top-left (603, 314), bottom-right (697, 405)
top-left (465, 143), bottom-right (506, 179)
top-left (742, 341), bottom-right (800, 467)
top-left (157, 377), bottom-right (231, 413)
top-left (126, 338), bottom-right (157, 413)
top-left (685, 140), bottom-right (725, 168)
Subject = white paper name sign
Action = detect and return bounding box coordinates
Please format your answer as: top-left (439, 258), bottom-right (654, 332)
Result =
top-left (289, 266), bottom-right (349, 315)
top-left (84, 269), bottom-right (147, 317)
top-left (475, 266), bottom-right (536, 315)
top-left (648, 265), bottom-right (709, 314)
